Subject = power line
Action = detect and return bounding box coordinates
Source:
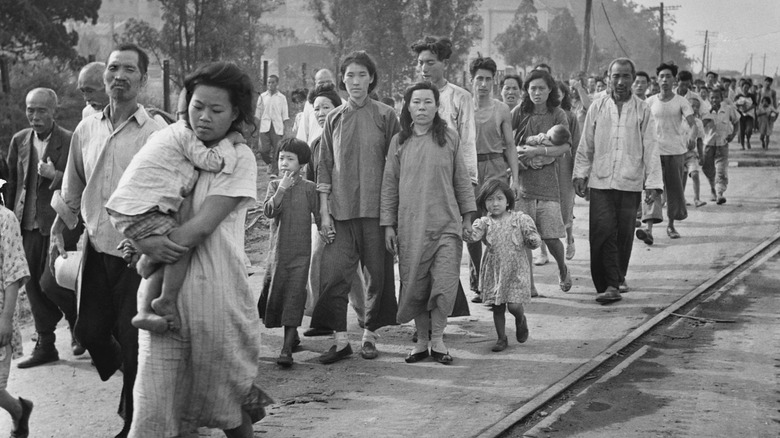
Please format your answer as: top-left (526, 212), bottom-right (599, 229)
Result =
top-left (600, 2), bottom-right (629, 57)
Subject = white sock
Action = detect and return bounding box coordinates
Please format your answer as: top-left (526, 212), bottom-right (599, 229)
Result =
top-left (431, 336), bottom-right (447, 354)
top-left (334, 331), bottom-right (349, 350)
top-left (362, 329), bottom-right (378, 344)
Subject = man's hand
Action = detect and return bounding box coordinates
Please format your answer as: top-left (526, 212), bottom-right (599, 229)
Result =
top-left (384, 227), bottom-right (398, 255)
top-left (49, 217), bottom-right (67, 273)
top-left (319, 214), bottom-right (336, 244)
top-left (133, 235), bottom-right (188, 264)
top-left (462, 221), bottom-right (473, 242)
top-left (38, 158), bottom-right (56, 179)
top-left (573, 178), bottom-right (588, 198)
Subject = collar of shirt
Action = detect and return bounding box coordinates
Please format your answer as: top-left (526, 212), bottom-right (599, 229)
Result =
top-left (100, 103), bottom-right (154, 129)
top-left (347, 97), bottom-right (370, 111)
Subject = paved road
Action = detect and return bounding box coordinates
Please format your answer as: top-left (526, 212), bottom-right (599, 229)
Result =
top-left (517, 251), bottom-right (780, 438)
top-left (2, 150), bottom-right (779, 437)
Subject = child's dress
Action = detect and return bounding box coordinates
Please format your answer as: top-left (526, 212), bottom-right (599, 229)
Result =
top-left (0, 207), bottom-right (30, 361)
top-left (470, 211), bottom-right (541, 306)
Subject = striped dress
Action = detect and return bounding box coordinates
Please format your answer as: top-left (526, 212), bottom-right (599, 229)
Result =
top-left (130, 144), bottom-right (267, 436)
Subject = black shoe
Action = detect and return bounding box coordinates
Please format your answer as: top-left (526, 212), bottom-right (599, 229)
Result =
top-left (360, 341), bottom-right (378, 359)
top-left (405, 349), bottom-right (429, 363)
top-left (71, 338), bottom-right (86, 356)
top-left (276, 350), bottom-right (293, 368)
top-left (471, 295), bottom-right (482, 303)
top-left (17, 343), bottom-right (58, 369)
top-left (11, 397), bottom-right (33, 438)
top-left (431, 350), bottom-right (453, 365)
top-left (319, 344), bottom-right (352, 364)
top-left (303, 327), bottom-right (334, 337)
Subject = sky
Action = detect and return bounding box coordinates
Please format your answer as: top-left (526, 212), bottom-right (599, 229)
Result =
top-left (631, 0), bottom-right (780, 76)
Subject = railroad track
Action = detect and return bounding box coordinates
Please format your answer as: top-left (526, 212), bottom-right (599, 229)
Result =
top-left (477, 230), bottom-right (780, 438)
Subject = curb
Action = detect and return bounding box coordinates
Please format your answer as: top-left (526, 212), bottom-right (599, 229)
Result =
top-left (731, 159), bottom-right (780, 167)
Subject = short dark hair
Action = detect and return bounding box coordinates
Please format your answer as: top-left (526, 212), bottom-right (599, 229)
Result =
top-left (761, 96), bottom-right (772, 105)
top-left (268, 75), bottom-right (279, 82)
top-left (469, 55), bottom-right (497, 78)
top-left (709, 85), bottom-right (725, 96)
top-left (635, 71), bottom-right (650, 82)
top-left (765, 76), bottom-right (774, 84)
top-left (278, 137), bottom-right (311, 165)
top-left (677, 70), bottom-right (693, 82)
top-left (307, 83), bottom-right (342, 107)
top-left (656, 62), bottom-right (678, 77)
top-left (184, 61), bottom-right (256, 135)
top-left (534, 63), bottom-right (552, 74)
top-left (557, 80), bottom-right (572, 111)
top-left (608, 58), bottom-right (637, 79)
top-left (501, 74), bottom-right (523, 88)
top-left (706, 71), bottom-right (719, 79)
top-left (339, 50), bottom-right (379, 94)
top-left (410, 36), bottom-right (453, 61)
top-left (476, 179), bottom-right (515, 213)
top-left (291, 88), bottom-right (308, 103)
top-left (110, 43), bottom-right (150, 76)
top-left (722, 77), bottom-right (732, 84)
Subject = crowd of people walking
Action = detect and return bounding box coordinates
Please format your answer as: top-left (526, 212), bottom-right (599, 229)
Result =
top-left (0, 34), bottom-right (775, 437)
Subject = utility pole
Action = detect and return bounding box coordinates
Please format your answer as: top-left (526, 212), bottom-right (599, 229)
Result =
top-left (580, 0), bottom-right (593, 72)
top-left (649, 3), bottom-right (680, 64)
top-left (750, 53), bottom-right (753, 76)
top-left (700, 30), bottom-right (708, 76)
top-left (763, 53), bottom-right (766, 76)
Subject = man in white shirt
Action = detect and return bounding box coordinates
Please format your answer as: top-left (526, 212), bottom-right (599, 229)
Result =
top-left (255, 74), bottom-right (288, 176)
top-left (573, 57), bottom-right (662, 304)
top-left (296, 69), bottom-right (336, 144)
top-left (637, 62), bottom-right (696, 243)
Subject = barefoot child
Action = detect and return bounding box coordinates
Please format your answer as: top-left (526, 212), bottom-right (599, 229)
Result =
top-left (0, 203), bottom-right (34, 437)
top-left (259, 138), bottom-right (320, 367)
top-left (468, 180), bottom-right (541, 352)
top-left (106, 120), bottom-right (240, 333)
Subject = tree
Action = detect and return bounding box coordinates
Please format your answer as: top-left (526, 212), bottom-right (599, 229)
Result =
top-left (494, 0), bottom-right (549, 74)
top-left (403, 0), bottom-right (484, 77)
top-left (114, 18), bottom-right (165, 69)
top-left (309, 0), bottom-right (483, 97)
top-left (548, 8), bottom-right (581, 77)
top-left (0, 0), bottom-right (101, 61)
top-left (136, 0), bottom-right (292, 87)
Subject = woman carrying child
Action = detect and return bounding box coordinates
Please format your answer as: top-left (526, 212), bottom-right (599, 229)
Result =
top-left (260, 138), bottom-right (320, 367)
top-left (129, 62), bottom-right (270, 438)
top-left (468, 180), bottom-right (541, 351)
top-left (380, 82), bottom-right (475, 365)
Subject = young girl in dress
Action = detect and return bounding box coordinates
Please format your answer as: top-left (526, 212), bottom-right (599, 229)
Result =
top-left (755, 96), bottom-right (777, 149)
top-left (468, 180), bottom-right (541, 352)
top-left (260, 138), bottom-right (320, 367)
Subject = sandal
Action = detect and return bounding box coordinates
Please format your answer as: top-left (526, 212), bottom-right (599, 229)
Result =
top-left (276, 350), bottom-right (293, 368)
top-left (666, 226), bottom-right (681, 239)
top-left (491, 337), bottom-right (508, 352)
top-left (431, 350), bottom-right (453, 365)
top-left (405, 349), bottom-right (429, 363)
top-left (559, 267), bottom-right (572, 292)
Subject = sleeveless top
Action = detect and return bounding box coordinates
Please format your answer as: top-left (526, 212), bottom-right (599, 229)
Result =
top-left (475, 100), bottom-right (505, 155)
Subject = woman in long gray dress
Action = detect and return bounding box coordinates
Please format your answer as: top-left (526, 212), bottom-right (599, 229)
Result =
top-left (380, 82), bottom-right (476, 365)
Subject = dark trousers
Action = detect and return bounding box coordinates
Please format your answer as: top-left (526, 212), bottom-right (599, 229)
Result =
top-left (311, 218), bottom-right (398, 332)
top-left (588, 189), bottom-right (641, 293)
top-left (660, 154), bottom-right (688, 222)
top-left (75, 243), bottom-right (141, 427)
top-left (739, 116), bottom-right (754, 147)
top-left (21, 229), bottom-right (79, 337)
top-left (259, 129), bottom-right (282, 176)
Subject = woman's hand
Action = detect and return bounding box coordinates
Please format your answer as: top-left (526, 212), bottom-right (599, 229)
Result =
top-left (319, 214), bottom-right (336, 244)
top-left (462, 221), bottom-right (473, 242)
top-left (134, 235), bottom-right (188, 264)
top-left (384, 227), bottom-right (398, 255)
top-left (516, 145), bottom-right (539, 161)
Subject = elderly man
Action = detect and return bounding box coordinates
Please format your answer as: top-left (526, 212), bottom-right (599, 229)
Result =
top-left (573, 58), bottom-right (663, 304)
top-left (255, 74), bottom-right (288, 176)
top-left (78, 62), bottom-right (110, 118)
top-left (296, 68), bottom-right (337, 143)
top-left (50, 43), bottom-right (164, 438)
top-left (6, 88), bottom-right (85, 368)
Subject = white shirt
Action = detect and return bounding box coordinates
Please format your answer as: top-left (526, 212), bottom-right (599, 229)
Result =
top-left (646, 94), bottom-right (694, 156)
top-left (32, 131), bottom-right (50, 159)
top-left (295, 100), bottom-right (323, 144)
top-left (438, 81), bottom-right (477, 184)
top-left (573, 94), bottom-right (663, 193)
top-left (255, 90), bottom-right (288, 135)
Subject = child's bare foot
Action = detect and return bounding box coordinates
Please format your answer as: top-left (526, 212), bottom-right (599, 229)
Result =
top-left (151, 297), bottom-right (181, 331)
top-left (132, 311), bottom-right (173, 333)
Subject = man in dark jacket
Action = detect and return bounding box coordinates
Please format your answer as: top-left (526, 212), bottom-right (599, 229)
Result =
top-left (6, 87), bottom-right (84, 368)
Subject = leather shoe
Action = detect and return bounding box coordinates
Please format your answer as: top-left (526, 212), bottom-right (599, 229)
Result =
top-left (618, 280), bottom-right (630, 293)
top-left (319, 344), bottom-right (352, 364)
top-left (595, 287), bottom-right (622, 305)
top-left (666, 226), bottom-right (680, 239)
top-left (276, 350), bottom-right (293, 368)
top-left (303, 327), bottom-right (333, 337)
top-left (635, 228), bottom-right (654, 245)
top-left (71, 337), bottom-right (86, 356)
top-left (516, 315), bottom-right (529, 343)
top-left (360, 341), bottom-right (378, 359)
top-left (404, 349), bottom-right (429, 363)
top-left (491, 337), bottom-right (508, 352)
top-left (431, 350), bottom-right (453, 365)
top-left (11, 397), bottom-right (33, 438)
top-left (17, 345), bottom-right (58, 369)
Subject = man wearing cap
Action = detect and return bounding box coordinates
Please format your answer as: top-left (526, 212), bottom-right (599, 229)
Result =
top-left (6, 88), bottom-right (85, 368)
